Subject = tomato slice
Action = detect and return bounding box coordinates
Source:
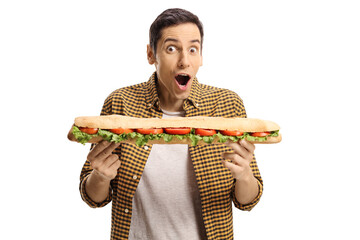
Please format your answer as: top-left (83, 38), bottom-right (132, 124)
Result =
top-left (164, 128), bottom-right (191, 135)
top-left (251, 132), bottom-right (270, 137)
top-left (79, 127), bottom-right (98, 135)
top-left (195, 128), bottom-right (217, 136)
top-left (110, 128), bottom-right (134, 134)
top-left (136, 128), bottom-right (164, 134)
top-left (219, 130), bottom-right (244, 136)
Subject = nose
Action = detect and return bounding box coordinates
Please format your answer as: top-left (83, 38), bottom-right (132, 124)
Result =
top-left (177, 51), bottom-right (190, 69)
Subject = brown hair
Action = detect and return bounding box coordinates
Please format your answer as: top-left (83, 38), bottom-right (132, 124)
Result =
top-left (149, 8), bottom-right (204, 56)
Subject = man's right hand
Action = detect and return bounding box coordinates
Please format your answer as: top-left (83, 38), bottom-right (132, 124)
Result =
top-left (87, 141), bottom-right (121, 181)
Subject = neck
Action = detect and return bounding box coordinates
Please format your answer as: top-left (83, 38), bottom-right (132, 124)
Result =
top-left (156, 77), bottom-right (185, 112)
top-left (159, 97), bottom-right (184, 112)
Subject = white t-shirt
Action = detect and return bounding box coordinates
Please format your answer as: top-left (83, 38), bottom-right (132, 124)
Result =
top-left (128, 109), bottom-right (207, 240)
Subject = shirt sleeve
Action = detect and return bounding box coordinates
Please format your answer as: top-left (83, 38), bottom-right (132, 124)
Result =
top-left (230, 92), bottom-right (264, 211)
top-left (231, 155), bottom-right (264, 211)
top-left (79, 93), bottom-right (114, 208)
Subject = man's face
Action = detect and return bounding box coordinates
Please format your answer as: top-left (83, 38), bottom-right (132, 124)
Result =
top-left (147, 23), bottom-right (203, 110)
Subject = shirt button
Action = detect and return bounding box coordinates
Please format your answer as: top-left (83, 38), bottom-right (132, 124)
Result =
top-left (147, 103), bottom-right (152, 108)
top-left (124, 209), bottom-right (129, 213)
top-left (144, 146), bottom-right (149, 150)
top-left (133, 175), bottom-right (138, 180)
top-left (195, 103), bottom-right (199, 108)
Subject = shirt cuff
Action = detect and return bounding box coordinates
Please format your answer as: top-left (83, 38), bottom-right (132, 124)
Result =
top-left (79, 174), bottom-right (112, 208)
top-left (232, 178), bottom-right (263, 211)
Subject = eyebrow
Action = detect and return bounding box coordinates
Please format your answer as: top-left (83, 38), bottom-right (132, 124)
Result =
top-left (164, 38), bottom-right (201, 44)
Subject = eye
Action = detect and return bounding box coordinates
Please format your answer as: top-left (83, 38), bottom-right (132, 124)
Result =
top-left (189, 47), bottom-right (198, 54)
top-left (167, 46), bottom-right (176, 52)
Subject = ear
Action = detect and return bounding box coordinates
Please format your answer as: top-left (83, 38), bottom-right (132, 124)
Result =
top-left (200, 54), bottom-right (203, 67)
top-left (147, 44), bottom-right (156, 65)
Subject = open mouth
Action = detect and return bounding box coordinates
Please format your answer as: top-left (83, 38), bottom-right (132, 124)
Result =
top-left (175, 73), bottom-right (191, 89)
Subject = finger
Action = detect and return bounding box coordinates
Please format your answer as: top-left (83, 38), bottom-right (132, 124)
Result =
top-left (222, 152), bottom-right (247, 167)
top-left (226, 141), bottom-right (252, 160)
top-left (109, 159), bottom-right (121, 171)
top-left (95, 142), bottom-right (120, 159)
top-left (87, 140), bottom-right (113, 160)
top-left (92, 154), bottom-right (120, 173)
top-left (221, 160), bottom-right (243, 177)
top-left (90, 142), bottom-right (120, 162)
top-left (102, 159), bottom-right (121, 179)
top-left (103, 154), bottom-right (120, 169)
top-left (239, 139), bottom-right (255, 153)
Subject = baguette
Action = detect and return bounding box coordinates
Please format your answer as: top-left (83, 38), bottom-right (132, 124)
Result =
top-left (68, 115), bottom-right (282, 146)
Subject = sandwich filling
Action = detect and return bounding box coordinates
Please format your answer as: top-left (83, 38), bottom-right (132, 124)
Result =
top-left (72, 126), bottom-right (279, 146)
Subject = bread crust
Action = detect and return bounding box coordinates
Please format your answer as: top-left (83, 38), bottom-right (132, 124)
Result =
top-left (74, 115), bottom-right (280, 132)
top-left (69, 115), bottom-right (282, 146)
top-left (68, 131), bottom-right (282, 145)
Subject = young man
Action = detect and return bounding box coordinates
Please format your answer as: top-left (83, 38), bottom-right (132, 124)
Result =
top-left (80, 8), bottom-right (263, 240)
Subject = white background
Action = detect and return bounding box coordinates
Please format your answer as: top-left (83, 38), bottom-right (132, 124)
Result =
top-left (1, 0), bottom-right (359, 239)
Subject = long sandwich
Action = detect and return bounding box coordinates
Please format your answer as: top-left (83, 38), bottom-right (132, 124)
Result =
top-left (68, 115), bottom-right (282, 146)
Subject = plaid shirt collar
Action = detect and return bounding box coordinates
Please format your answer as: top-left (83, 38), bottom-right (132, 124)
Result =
top-left (145, 72), bottom-right (202, 112)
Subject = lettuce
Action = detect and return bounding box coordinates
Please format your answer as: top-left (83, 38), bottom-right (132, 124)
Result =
top-left (162, 134), bottom-right (173, 142)
top-left (188, 134), bottom-right (202, 146)
top-left (245, 131), bottom-right (279, 142)
top-left (72, 126), bottom-right (96, 144)
top-left (72, 126), bottom-right (279, 147)
top-left (98, 129), bottom-right (129, 143)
